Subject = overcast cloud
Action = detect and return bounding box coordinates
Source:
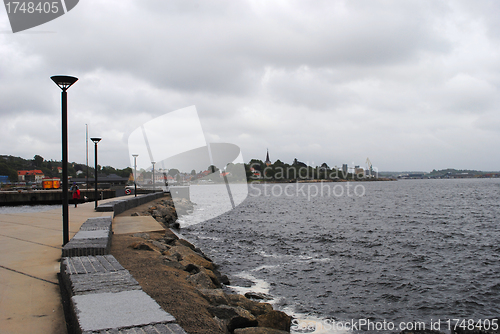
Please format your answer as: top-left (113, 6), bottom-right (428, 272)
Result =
top-left (1, 0), bottom-right (499, 172)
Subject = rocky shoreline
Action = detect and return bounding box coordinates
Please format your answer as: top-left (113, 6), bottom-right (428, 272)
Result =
top-left (120, 195), bottom-right (292, 334)
top-left (115, 196), bottom-right (500, 334)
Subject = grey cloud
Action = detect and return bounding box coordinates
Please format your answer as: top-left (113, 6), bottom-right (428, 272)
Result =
top-left (22, 0), bottom-right (452, 95)
top-left (1, 0), bottom-right (500, 171)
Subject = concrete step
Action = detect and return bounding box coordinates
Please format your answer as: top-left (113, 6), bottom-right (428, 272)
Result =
top-left (62, 217), bottom-right (113, 257)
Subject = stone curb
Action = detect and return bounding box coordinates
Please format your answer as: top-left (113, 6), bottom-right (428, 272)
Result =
top-left (62, 216), bottom-right (113, 257)
top-left (96, 192), bottom-right (165, 217)
top-left (60, 255), bottom-right (140, 297)
top-left (60, 194), bottom-right (187, 334)
top-left (61, 256), bottom-right (182, 333)
top-left (81, 322), bottom-right (186, 334)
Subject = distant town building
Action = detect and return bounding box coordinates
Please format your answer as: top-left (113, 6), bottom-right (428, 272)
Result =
top-left (17, 170), bottom-right (44, 183)
top-left (342, 164), bottom-right (348, 174)
top-left (354, 166), bottom-right (365, 177)
top-left (265, 149), bottom-right (271, 166)
top-left (250, 167), bottom-right (261, 178)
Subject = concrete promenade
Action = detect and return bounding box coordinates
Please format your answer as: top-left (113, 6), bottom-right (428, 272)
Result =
top-left (0, 197), bottom-right (164, 334)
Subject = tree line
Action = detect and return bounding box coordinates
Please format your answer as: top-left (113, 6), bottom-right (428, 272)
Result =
top-left (0, 155), bottom-right (132, 183)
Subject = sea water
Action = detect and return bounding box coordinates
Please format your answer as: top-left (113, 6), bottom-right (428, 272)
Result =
top-left (178, 179), bottom-right (500, 332)
top-left (0, 204), bottom-right (60, 214)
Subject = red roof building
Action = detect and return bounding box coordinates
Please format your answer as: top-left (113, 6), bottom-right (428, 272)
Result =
top-left (18, 170), bottom-right (45, 182)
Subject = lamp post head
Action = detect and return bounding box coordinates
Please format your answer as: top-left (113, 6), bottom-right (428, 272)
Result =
top-left (51, 75), bottom-right (78, 91)
top-left (132, 154), bottom-right (138, 158)
top-left (90, 137), bottom-right (101, 144)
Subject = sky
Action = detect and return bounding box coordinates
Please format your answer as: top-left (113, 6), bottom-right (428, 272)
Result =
top-left (1, 0), bottom-right (500, 172)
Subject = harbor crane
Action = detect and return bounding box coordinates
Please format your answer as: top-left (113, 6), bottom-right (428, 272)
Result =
top-left (366, 157), bottom-right (374, 178)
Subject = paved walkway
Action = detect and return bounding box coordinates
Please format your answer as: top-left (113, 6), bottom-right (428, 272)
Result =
top-left (113, 216), bottom-right (165, 235)
top-left (0, 197), bottom-right (163, 334)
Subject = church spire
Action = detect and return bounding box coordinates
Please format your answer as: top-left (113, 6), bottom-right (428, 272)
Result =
top-left (265, 149), bottom-right (271, 166)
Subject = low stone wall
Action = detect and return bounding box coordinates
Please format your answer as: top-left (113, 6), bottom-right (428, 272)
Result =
top-left (60, 195), bottom-right (187, 334)
top-left (60, 255), bottom-right (183, 334)
top-left (62, 217), bottom-right (113, 257)
top-left (0, 189), bottom-right (116, 206)
top-left (95, 192), bottom-right (165, 217)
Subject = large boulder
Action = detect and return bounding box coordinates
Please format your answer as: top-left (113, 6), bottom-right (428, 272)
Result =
top-left (186, 271), bottom-right (217, 289)
top-left (227, 294), bottom-right (273, 316)
top-left (156, 204), bottom-right (171, 216)
top-left (165, 245), bottom-right (215, 270)
top-left (257, 311), bottom-right (292, 332)
top-left (148, 203), bottom-right (178, 226)
top-left (234, 328), bottom-right (290, 334)
top-left (162, 256), bottom-right (186, 270)
top-left (173, 198), bottom-right (194, 216)
top-left (214, 269), bottom-right (230, 285)
top-left (229, 316), bottom-right (259, 333)
top-left (175, 239), bottom-right (196, 250)
top-left (152, 240), bottom-right (169, 251)
top-left (184, 264), bottom-right (221, 287)
top-left (163, 252), bottom-right (182, 262)
top-left (208, 305), bottom-right (258, 332)
top-left (163, 261), bottom-right (186, 270)
top-left (174, 239), bottom-right (214, 262)
top-left (198, 289), bottom-right (229, 305)
top-left (199, 267), bottom-right (221, 287)
top-left (209, 305), bottom-right (255, 320)
top-left (128, 242), bottom-right (154, 251)
top-left (161, 231), bottom-right (179, 245)
top-left (244, 292), bottom-right (272, 301)
top-left (162, 207), bottom-right (178, 226)
top-left (213, 317), bottom-right (230, 334)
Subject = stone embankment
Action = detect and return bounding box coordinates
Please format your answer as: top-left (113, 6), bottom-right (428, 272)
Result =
top-left (64, 192), bottom-right (292, 333)
top-left (59, 194), bottom-right (188, 333)
top-left (96, 192), bottom-right (165, 217)
top-left (128, 196), bottom-right (194, 229)
top-left (128, 197), bottom-right (292, 334)
top-left (130, 230), bottom-right (292, 334)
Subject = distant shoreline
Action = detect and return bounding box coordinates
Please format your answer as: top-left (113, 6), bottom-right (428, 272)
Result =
top-left (247, 177), bottom-right (396, 183)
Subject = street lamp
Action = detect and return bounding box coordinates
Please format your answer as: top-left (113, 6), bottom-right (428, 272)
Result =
top-left (91, 137), bottom-right (101, 209)
top-left (152, 161), bottom-right (156, 192)
top-left (86, 124), bottom-right (89, 191)
top-left (132, 154), bottom-right (138, 197)
top-left (51, 75), bottom-right (78, 246)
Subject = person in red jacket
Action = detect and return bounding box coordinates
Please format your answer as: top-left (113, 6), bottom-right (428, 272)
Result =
top-left (71, 182), bottom-right (81, 208)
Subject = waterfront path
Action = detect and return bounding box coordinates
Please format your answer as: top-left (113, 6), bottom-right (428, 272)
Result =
top-left (0, 197), bottom-right (165, 334)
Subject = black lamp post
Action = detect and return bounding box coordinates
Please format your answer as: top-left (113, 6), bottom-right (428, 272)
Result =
top-left (51, 75), bottom-right (78, 246)
top-left (152, 161), bottom-right (156, 192)
top-left (91, 137), bottom-right (101, 208)
top-left (132, 154), bottom-right (138, 197)
top-left (86, 124), bottom-right (89, 191)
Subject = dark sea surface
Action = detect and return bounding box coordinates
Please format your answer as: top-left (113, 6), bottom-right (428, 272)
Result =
top-left (0, 204), bottom-right (60, 214)
top-left (179, 179), bottom-right (500, 332)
